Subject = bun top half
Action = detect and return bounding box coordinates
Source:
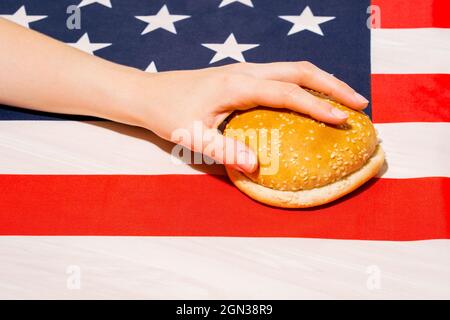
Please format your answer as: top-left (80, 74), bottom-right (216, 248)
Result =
top-left (224, 92), bottom-right (378, 191)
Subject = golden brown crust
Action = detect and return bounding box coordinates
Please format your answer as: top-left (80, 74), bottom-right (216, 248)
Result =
top-left (226, 146), bottom-right (385, 208)
top-left (224, 96), bottom-right (378, 191)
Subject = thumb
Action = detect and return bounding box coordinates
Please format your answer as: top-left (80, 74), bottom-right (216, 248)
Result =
top-left (200, 127), bottom-right (258, 173)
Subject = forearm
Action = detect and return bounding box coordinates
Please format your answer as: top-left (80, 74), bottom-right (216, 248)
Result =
top-left (0, 18), bottom-right (145, 126)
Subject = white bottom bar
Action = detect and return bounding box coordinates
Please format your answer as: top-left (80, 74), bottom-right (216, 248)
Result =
top-left (0, 237), bottom-right (448, 299)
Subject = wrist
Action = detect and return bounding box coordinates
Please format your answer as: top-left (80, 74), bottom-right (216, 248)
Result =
top-left (92, 64), bottom-right (155, 129)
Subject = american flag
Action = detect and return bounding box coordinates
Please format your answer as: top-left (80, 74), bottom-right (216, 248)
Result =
top-left (0, 0), bottom-right (449, 299)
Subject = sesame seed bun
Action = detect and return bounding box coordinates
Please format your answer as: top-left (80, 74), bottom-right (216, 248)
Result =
top-left (226, 146), bottom-right (384, 208)
top-left (223, 91), bottom-right (385, 208)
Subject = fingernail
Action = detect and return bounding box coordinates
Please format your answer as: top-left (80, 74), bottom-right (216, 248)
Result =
top-left (330, 107), bottom-right (348, 119)
top-left (237, 150), bottom-right (257, 172)
top-left (354, 92), bottom-right (369, 104)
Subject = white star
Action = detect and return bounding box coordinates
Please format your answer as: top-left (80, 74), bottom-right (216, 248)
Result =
top-left (219, 0), bottom-right (254, 8)
top-left (78, 0), bottom-right (112, 8)
top-left (0, 6), bottom-right (47, 28)
top-left (279, 6), bottom-right (335, 36)
top-left (135, 5), bottom-right (190, 35)
top-left (145, 61), bottom-right (158, 73)
top-left (67, 33), bottom-right (111, 55)
top-left (202, 33), bottom-right (259, 64)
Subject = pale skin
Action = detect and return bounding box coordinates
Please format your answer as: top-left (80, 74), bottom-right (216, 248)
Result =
top-left (0, 18), bottom-right (368, 173)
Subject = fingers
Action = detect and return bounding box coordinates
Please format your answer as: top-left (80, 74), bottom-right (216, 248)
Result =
top-left (228, 61), bottom-right (368, 110)
top-left (188, 126), bottom-right (258, 173)
top-left (232, 76), bottom-right (349, 125)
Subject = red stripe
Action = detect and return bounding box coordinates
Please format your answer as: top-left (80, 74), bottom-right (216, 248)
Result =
top-left (371, 74), bottom-right (450, 123)
top-left (371, 0), bottom-right (450, 28)
top-left (0, 175), bottom-right (448, 240)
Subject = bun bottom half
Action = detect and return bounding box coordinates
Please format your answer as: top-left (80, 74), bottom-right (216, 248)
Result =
top-left (226, 146), bottom-right (385, 208)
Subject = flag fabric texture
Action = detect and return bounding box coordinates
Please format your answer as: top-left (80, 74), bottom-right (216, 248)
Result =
top-left (0, 0), bottom-right (449, 241)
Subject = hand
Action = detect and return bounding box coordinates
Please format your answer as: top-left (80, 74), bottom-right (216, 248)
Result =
top-left (126, 62), bottom-right (369, 173)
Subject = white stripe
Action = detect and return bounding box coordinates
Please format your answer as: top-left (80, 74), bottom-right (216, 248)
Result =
top-left (371, 28), bottom-right (450, 74)
top-left (0, 121), bottom-right (448, 178)
top-left (376, 122), bottom-right (450, 178)
top-left (0, 237), bottom-right (448, 299)
top-left (0, 121), bottom-right (224, 175)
